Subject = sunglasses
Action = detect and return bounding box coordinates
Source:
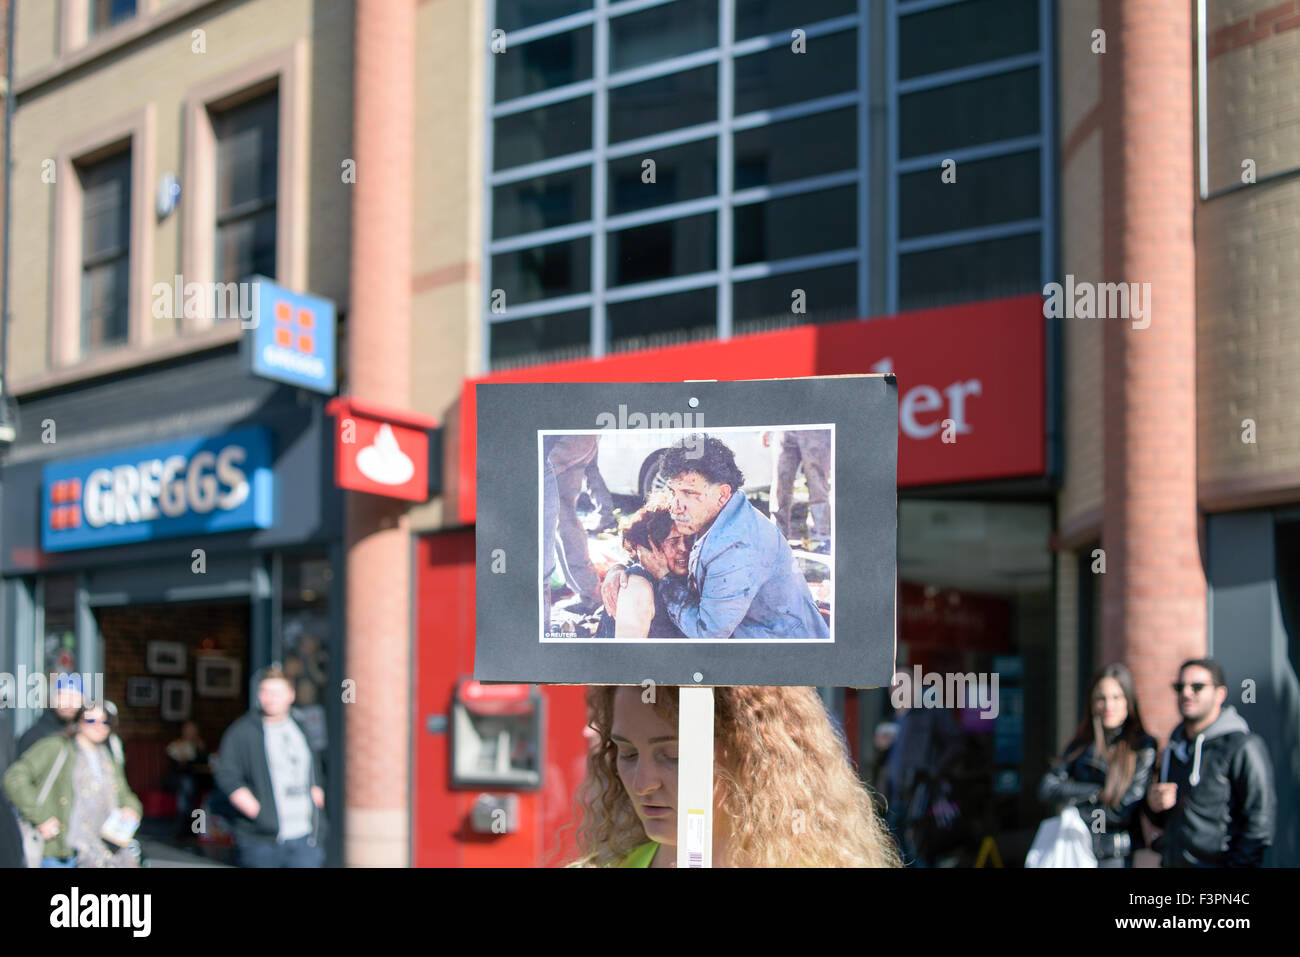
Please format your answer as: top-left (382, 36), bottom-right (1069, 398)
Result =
top-left (81, 716), bottom-right (105, 724)
top-left (1172, 682), bottom-right (1211, 694)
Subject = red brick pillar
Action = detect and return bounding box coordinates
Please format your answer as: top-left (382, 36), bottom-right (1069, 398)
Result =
top-left (1100, 0), bottom-right (1205, 741)
top-left (344, 0), bottom-right (416, 866)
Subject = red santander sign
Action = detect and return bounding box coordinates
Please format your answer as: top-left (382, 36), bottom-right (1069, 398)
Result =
top-left (456, 295), bottom-right (1045, 524)
top-left (326, 398), bottom-right (438, 502)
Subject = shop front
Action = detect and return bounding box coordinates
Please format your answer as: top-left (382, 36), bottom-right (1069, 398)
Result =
top-left (0, 346), bottom-right (344, 864)
top-left (414, 292), bottom-right (1055, 867)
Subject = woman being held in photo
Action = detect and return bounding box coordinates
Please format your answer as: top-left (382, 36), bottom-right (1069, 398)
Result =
top-left (569, 684), bottom-right (900, 867)
top-left (592, 496), bottom-right (691, 640)
top-left (4, 704), bottom-right (143, 867)
top-left (1038, 663), bottom-right (1158, 867)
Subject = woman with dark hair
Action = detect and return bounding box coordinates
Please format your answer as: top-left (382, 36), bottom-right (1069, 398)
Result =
top-left (592, 493), bottom-right (691, 639)
top-left (1038, 663), bottom-right (1157, 867)
top-left (4, 703), bottom-right (142, 867)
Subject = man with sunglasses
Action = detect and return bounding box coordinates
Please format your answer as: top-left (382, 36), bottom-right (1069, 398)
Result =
top-left (1145, 658), bottom-right (1275, 867)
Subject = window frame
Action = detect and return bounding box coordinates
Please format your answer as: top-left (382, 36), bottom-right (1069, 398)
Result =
top-left (181, 43), bottom-right (306, 334)
top-left (885, 0), bottom-right (1056, 313)
top-left (59, 0), bottom-right (155, 54)
top-left (483, 0), bottom-right (872, 373)
top-left (50, 106), bottom-right (155, 367)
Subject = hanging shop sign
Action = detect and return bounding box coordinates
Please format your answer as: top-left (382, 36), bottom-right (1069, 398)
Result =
top-left (325, 397), bottom-right (439, 503)
top-left (42, 427), bottom-right (274, 552)
top-left (244, 276), bottom-right (337, 395)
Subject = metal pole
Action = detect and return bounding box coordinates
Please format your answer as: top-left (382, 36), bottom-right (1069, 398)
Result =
top-left (2, 0), bottom-right (15, 406)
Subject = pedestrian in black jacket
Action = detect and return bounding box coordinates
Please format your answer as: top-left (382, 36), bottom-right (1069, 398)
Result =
top-left (1145, 658), bottom-right (1275, 867)
top-left (1039, 663), bottom-right (1157, 867)
top-left (214, 666), bottom-right (326, 868)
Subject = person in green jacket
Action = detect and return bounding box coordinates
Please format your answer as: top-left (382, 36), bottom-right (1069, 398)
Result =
top-left (4, 704), bottom-right (142, 867)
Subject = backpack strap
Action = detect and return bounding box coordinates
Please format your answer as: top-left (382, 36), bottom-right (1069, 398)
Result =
top-left (35, 743), bottom-right (70, 805)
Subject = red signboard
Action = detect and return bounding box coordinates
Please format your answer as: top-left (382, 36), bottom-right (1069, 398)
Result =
top-left (452, 294), bottom-right (1046, 525)
top-left (326, 397), bottom-right (438, 503)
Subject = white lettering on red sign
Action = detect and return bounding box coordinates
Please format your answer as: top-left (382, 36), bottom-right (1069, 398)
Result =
top-left (872, 356), bottom-right (982, 441)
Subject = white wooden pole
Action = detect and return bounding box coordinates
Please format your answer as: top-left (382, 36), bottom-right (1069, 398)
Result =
top-left (676, 685), bottom-right (714, 867)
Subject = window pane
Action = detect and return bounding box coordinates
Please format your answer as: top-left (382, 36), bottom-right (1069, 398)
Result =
top-left (899, 67), bottom-right (1038, 158)
top-left (734, 185), bottom-right (855, 265)
top-left (608, 66), bottom-right (717, 144)
top-left (494, 95), bottom-right (592, 170)
top-left (607, 212), bottom-right (716, 286)
top-left (492, 236), bottom-right (592, 303)
top-left (81, 258), bottom-right (129, 351)
top-left (734, 29), bottom-right (856, 116)
top-left (898, 233), bottom-right (1040, 312)
top-left (610, 0), bottom-right (718, 73)
top-left (80, 152), bottom-right (131, 260)
top-left (214, 93), bottom-right (278, 215)
top-left (215, 208), bottom-right (276, 284)
top-left (89, 0), bottom-right (136, 36)
top-left (489, 309), bottom-right (591, 370)
top-left (494, 167), bottom-right (592, 238)
top-left (608, 138), bottom-right (716, 215)
top-left (899, 149), bottom-right (1039, 239)
top-left (607, 287), bottom-right (717, 353)
top-left (899, 0), bottom-right (1038, 80)
top-left (495, 0), bottom-right (591, 33)
top-left (735, 0), bottom-right (856, 40)
top-left (495, 27), bottom-right (592, 101)
top-left (734, 106), bottom-right (855, 189)
top-left (733, 263), bottom-right (857, 334)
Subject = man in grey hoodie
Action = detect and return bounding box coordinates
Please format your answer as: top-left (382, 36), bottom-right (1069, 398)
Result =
top-left (1145, 658), bottom-right (1275, 867)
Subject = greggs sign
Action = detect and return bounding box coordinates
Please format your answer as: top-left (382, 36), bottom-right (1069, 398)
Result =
top-left (42, 428), bottom-right (274, 551)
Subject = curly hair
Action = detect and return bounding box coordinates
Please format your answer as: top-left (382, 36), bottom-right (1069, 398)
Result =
top-left (620, 490), bottom-right (676, 556)
top-left (570, 685), bottom-right (900, 867)
top-left (659, 435), bottom-right (744, 491)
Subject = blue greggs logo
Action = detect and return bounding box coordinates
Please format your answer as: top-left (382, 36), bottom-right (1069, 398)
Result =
top-left (42, 428), bottom-right (274, 552)
top-left (246, 276), bottom-right (336, 395)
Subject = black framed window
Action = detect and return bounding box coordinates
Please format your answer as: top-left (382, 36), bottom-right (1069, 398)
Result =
top-left (490, 308), bottom-right (591, 370)
top-left (495, 95), bottom-right (593, 170)
top-left (607, 212), bottom-right (716, 287)
top-left (608, 65), bottom-right (718, 143)
top-left (734, 185), bottom-right (856, 265)
top-left (608, 138), bottom-right (717, 215)
top-left (495, 0), bottom-right (592, 34)
top-left (492, 237), bottom-right (592, 304)
top-left (89, 0), bottom-right (136, 38)
top-left (734, 107), bottom-right (856, 190)
top-left (213, 92), bottom-right (279, 286)
top-left (898, 0), bottom-right (1038, 80)
top-left (734, 29), bottom-right (857, 116)
top-left (494, 167), bottom-right (592, 238)
top-left (495, 27), bottom-right (593, 102)
top-left (606, 286), bottom-right (717, 353)
top-left (79, 150), bottom-right (132, 353)
top-left (610, 0), bottom-right (718, 73)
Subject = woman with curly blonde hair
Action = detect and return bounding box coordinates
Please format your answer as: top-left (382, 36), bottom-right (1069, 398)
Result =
top-left (570, 684), bottom-right (900, 867)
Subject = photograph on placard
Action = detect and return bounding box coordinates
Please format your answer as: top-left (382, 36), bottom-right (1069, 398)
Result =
top-left (539, 425), bottom-right (834, 643)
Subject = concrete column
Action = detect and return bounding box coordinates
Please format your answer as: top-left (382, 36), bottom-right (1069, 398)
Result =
top-left (344, 0), bottom-right (416, 866)
top-left (1099, 0), bottom-right (1205, 740)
